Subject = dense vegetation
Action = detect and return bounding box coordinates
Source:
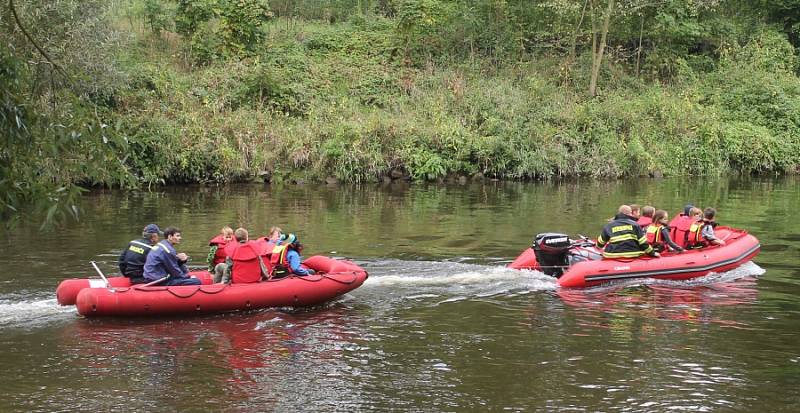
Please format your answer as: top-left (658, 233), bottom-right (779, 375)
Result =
top-left (2, 0), bottom-right (800, 222)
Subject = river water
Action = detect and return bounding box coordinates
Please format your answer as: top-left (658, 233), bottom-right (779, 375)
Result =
top-left (0, 177), bottom-right (798, 412)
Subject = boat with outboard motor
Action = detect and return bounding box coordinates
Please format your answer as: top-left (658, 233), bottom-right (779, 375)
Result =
top-left (509, 227), bottom-right (760, 288)
top-left (71, 255), bottom-right (368, 317)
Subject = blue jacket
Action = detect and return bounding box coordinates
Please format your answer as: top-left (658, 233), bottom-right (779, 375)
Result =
top-left (286, 249), bottom-right (311, 276)
top-left (143, 240), bottom-right (189, 281)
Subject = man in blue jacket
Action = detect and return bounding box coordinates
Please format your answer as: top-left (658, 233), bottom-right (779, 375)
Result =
top-left (143, 227), bottom-right (201, 286)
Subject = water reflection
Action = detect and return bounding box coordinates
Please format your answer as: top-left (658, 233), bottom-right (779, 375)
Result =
top-left (557, 277), bottom-right (760, 326)
top-left (58, 306), bottom-right (364, 411)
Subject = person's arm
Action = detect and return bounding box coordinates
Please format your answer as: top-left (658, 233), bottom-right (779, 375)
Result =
top-left (637, 226), bottom-right (658, 257)
top-left (702, 225), bottom-right (725, 245)
top-left (661, 227), bottom-right (684, 252)
top-left (288, 251), bottom-right (311, 276)
top-left (118, 246), bottom-right (127, 274)
top-left (207, 246), bottom-right (218, 271)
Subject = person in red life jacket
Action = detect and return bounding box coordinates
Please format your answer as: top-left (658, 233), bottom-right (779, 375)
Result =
top-left (597, 205), bottom-right (660, 259)
top-left (638, 205), bottom-right (655, 228)
top-left (142, 227), bottom-right (200, 286)
top-left (208, 226), bottom-right (234, 275)
top-left (118, 223), bottom-right (162, 284)
top-left (669, 204), bottom-right (696, 249)
top-left (270, 233), bottom-right (316, 278)
top-left (225, 228), bottom-right (270, 284)
top-left (215, 227), bottom-right (247, 283)
top-left (687, 207), bottom-right (726, 249)
top-left (646, 210), bottom-right (685, 253)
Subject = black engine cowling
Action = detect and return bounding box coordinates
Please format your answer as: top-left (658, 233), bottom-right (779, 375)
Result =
top-left (532, 233), bottom-right (571, 277)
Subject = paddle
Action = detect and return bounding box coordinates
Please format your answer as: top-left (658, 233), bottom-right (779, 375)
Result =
top-left (90, 261), bottom-right (113, 291)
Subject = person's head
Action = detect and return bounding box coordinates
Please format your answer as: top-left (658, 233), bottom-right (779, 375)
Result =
top-left (283, 233), bottom-right (297, 246)
top-left (653, 209), bottom-right (668, 225)
top-left (234, 227), bottom-right (249, 243)
top-left (642, 206), bottom-right (655, 218)
top-left (268, 226), bottom-right (282, 242)
top-left (704, 207), bottom-right (717, 221)
top-left (618, 205), bottom-right (632, 216)
top-left (630, 204), bottom-right (641, 218)
top-left (690, 207), bottom-right (703, 219)
top-left (683, 204), bottom-right (695, 216)
top-left (164, 227), bottom-right (182, 244)
top-left (220, 226), bottom-right (234, 242)
top-left (142, 224), bottom-right (162, 244)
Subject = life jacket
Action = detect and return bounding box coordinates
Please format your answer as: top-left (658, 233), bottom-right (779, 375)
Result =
top-left (637, 216), bottom-right (653, 230)
top-left (229, 241), bottom-right (269, 284)
top-left (669, 214), bottom-right (694, 248)
top-left (646, 224), bottom-right (664, 250)
top-left (686, 219), bottom-right (715, 248)
top-left (270, 244), bottom-right (292, 278)
top-left (208, 235), bottom-right (230, 267)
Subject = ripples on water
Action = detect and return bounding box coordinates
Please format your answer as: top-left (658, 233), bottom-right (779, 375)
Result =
top-left (0, 258), bottom-right (777, 412)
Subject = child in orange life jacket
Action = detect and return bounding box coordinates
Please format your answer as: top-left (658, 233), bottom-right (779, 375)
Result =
top-left (216, 228), bottom-right (249, 284)
top-left (687, 207), bottom-right (726, 248)
top-left (208, 226), bottom-right (234, 275)
top-left (270, 234), bottom-right (315, 278)
top-left (646, 210), bottom-right (685, 253)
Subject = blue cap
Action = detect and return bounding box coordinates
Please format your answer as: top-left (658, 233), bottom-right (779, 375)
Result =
top-left (143, 224), bottom-right (162, 235)
top-left (284, 233), bottom-right (297, 245)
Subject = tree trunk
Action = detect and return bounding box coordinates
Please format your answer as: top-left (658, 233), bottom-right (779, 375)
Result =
top-left (635, 13), bottom-right (644, 77)
top-left (589, 0), bottom-right (614, 97)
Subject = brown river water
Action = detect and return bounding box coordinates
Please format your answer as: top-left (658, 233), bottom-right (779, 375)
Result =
top-left (0, 177), bottom-right (798, 412)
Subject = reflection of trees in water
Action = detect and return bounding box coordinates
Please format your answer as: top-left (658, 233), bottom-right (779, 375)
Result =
top-left (60, 305), bottom-right (364, 411)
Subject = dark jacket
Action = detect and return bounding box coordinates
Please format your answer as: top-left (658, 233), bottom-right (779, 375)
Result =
top-left (597, 213), bottom-right (654, 259)
top-left (118, 238), bottom-right (154, 278)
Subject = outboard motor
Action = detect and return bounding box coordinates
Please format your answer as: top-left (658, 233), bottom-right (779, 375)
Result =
top-left (532, 233), bottom-right (572, 277)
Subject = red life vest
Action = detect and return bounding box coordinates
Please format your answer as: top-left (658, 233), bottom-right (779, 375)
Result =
top-left (637, 216), bottom-right (652, 229)
top-left (208, 235), bottom-right (230, 266)
top-left (229, 241), bottom-right (269, 284)
top-left (646, 224), bottom-right (664, 249)
top-left (669, 214), bottom-right (694, 248)
top-left (270, 244), bottom-right (292, 277)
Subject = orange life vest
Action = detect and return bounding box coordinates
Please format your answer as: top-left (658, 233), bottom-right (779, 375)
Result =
top-left (687, 219), bottom-right (712, 248)
top-left (645, 223), bottom-right (664, 249)
top-left (669, 214), bottom-right (694, 248)
top-left (208, 235), bottom-right (229, 266)
top-left (270, 244), bottom-right (292, 277)
top-left (229, 241), bottom-right (269, 283)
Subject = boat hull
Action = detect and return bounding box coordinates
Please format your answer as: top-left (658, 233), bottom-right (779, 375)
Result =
top-left (509, 227), bottom-right (760, 288)
top-left (74, 256), bottom-right (368, 317)
top-left (56, 271), bottom-right (213, 305)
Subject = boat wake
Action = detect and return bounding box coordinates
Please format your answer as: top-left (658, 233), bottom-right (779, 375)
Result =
top-left (0, 294), bottom-right (75, 329)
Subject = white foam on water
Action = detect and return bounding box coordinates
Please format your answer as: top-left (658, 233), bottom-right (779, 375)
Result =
top-left (0, 297), bottom-right (76, 329)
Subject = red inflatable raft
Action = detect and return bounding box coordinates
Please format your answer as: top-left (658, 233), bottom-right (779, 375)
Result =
top-left (73, 256), bottom-right (368, 317)
top-left (509, 227), bottom-right (760, 288)
top-left (56, 271), bottom-right (213, 306)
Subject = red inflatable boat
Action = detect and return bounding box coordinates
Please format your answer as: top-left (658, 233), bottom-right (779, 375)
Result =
top-left (72, 256), bottom-right (368, 317)
top-left (56, 271), bottom-right (214, 305)
top-left (509, 227), bottom-right (760, 288)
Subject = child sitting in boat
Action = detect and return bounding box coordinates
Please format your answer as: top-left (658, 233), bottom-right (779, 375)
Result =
top-left (270, 234), bottom-right (316, 278)
top-left (646, 210), bottom-right (685, 253)
top-left (687, 207), bottom-right (726, 248)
